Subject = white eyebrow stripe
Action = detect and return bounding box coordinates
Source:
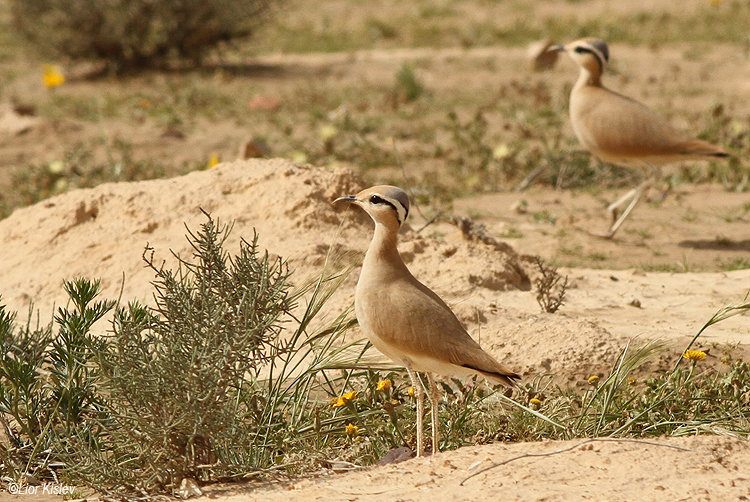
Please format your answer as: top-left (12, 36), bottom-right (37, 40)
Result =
top-left (579, 43), bottom-right (607, 71)
top-left (393, 199), bottom-right (408, 225)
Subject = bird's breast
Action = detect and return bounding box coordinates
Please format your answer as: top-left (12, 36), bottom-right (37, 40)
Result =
top-left (569, 88), bottom-right (605, 154)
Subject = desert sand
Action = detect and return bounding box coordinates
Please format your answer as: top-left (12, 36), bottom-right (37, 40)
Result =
top-left (0, 159), bottom-right (748, 501)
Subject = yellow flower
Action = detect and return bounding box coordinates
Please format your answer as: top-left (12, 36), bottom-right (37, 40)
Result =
top-left (407, 387), bottom-right (416, 398)
top-left (376, 379), bottom-right (392, 392)
top-left (683, 350), bottom-right (706, 361)
top-left (48, 160), bottom-right (65, 174)
top-left (345, 423), bottom-right (359, 438)
top-left (628, 378), bottom-right (636, 385)
top-left (53, 178), bottom-right (68, 193)
top-left (529, 398), bottom-right (541, 409)
top-left (290, 151), bottom-right (308, 164)
top-left (492, 143), bottom-right (511, 159)
top-left (331, 390), bottom-right (358, 408)
top-left (318, 124), bottom-right (337, 141)
top-left (208, 152), bottom-right (220, 168)
top-left (587, 375), bottom-right (600, 385)
top-left (43, 64), bottom-right (65, 88)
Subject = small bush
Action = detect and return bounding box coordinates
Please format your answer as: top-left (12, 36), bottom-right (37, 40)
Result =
top-left (0, 214), bottom-right (358, 497)
top-left (11, 0), bottom-right (280, 72)
top-left (394, 63), bottom-right (425, 103)
top-left (533, 256), bottom-right (568, 314)
top-left (0, 279), bottom-right (112, 483)
top-left (65, 216), bottom-right (297, 492)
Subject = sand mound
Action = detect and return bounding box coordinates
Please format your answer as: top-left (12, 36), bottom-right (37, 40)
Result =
top-left (0, 158), bottom-right (623, 376)
top-left (2, 158), bottom-right (746, 378)
top-left (0, 159), bottom-right (538, 336)
top-left (0, 160), bottom-right (356, 317)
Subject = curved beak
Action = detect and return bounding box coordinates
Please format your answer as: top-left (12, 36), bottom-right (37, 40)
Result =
top-left (547, 44), bottom-right (566, 52)
top-left (333, 194), bottom-right (357, 205)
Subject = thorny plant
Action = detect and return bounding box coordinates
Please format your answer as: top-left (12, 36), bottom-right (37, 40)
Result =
top-left (62, 214), bottom-right (302, 494)
top-left (533, 256), bottom-right (568, 313)
top-left (0, 301), bottom-right (54, 483)
top-left (0, 278), bottom-right (113, 487)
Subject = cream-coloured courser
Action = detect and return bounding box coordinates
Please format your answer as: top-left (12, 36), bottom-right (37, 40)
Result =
top-left (551, 38), bottom-right (728, 238)
top-left (335, 186), bottom-right (519, 457)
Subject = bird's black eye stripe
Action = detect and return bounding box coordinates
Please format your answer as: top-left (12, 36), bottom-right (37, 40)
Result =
top-left (369, 195), bottom-right (401, 223)
top-left (574, 46), bottom-right (605, 72)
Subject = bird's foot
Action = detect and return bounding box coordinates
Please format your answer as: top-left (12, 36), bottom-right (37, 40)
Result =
top-left (609, 207), bottom-right (620, 224)
top-left (587, 228), bottom-right (617, 240)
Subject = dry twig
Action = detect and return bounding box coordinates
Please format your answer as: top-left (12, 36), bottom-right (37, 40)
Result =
top-left (534, 256), bottom-right (568, 313)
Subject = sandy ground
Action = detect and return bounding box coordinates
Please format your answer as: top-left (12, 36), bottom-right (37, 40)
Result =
top-left (198, 435), bottom-right (750, 502)
top-left (0, 159), bottom-right (748, 501)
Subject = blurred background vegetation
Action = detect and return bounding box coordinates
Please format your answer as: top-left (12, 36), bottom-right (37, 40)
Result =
top-left (1, 0), bottom-right (748, 219)
top-left (11, 0), bottom-right (277, 73)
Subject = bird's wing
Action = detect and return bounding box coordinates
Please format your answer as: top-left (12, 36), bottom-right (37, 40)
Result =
top-left (574, 86), bottom-right (725, 160)
top-left (365, 276), bottom-right (518, 384)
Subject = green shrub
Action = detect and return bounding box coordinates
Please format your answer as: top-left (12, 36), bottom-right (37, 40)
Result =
top-left (0, 214), bottom-right (358, 496)
top-left (59, 215), bottom-right (359, 496)
top-left (395, 63), bottom-right (425, 103)
top-left (0, 279), bottom-right (112, 482)
top-left (68, 217), bottom-right (297, 491)
top-left (11, 0), bottom-right (280, 72)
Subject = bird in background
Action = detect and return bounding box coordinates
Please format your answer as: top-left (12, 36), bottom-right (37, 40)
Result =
top-left (550, 38), bottom-right (728, 238)
top-left (335, 185), bottom-right (519, 457)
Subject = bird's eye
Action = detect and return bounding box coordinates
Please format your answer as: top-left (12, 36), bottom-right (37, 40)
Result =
top-left (574, 46), bottom-right (589, 54)
top-left (370, 195), bottom-right (386, 205)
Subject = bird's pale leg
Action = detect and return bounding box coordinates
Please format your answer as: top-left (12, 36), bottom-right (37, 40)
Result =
top-left (405, 365), bottom-right (425, 457)
top-left (607, 187), bottom-right (638, 223)
top-left (427, 373), bottom-right (440, 455)
top-left (605, 179), bottom-right (653, 238)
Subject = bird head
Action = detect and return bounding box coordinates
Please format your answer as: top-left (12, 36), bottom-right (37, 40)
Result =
top-left (334, 185), bottom-right (410, 228)
top-left (549, 38), bottom-right (609, 75)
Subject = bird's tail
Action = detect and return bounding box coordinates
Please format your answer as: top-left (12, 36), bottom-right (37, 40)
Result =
top-left (472, 366), bottom-right (521, 388)
top-left (680, 138), bottom-right (729, 159)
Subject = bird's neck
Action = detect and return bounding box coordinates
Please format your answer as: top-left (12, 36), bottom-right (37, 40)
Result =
top-left (575, 67), bottom-right (602, 88)
top-left (363, 222), bottom-right (408, 273)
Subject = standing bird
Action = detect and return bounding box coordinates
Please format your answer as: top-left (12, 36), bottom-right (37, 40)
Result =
top-left (550, 38), bottom-right (728, 238)
top-left (335, 186), bottom-right (519, 457)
